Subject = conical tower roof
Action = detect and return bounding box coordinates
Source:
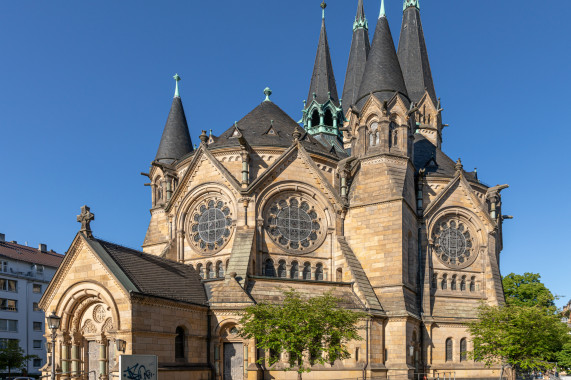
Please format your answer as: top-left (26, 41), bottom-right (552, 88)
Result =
top-left (356, 2), bottom-right (409, 108)
top-left (342, 0), bottom-right (371, 110)
top-left (155, 75), bottom-right (193, 164)
top-left (307, 3), bottom-right (339, 106)
top-left (398, 0), bottom-right (437, 103)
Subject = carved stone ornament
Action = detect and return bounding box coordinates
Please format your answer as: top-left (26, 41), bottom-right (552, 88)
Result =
top-left (187, 196), bottom-right (234, 255)
top-left (81, 319), bottom-right (98, 335)
top-left (264, 193), bottom-right (326, 254)
top-left (93, 304), bottom-right (107, 323)
top-left (432, 218), bottom-right (478, 269)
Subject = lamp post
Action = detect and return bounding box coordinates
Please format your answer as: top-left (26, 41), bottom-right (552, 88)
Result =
top-left (47, 312), bottom-right (61, 380)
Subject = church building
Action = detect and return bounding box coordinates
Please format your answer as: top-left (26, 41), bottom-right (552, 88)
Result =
top-left (40, 1), bottom-right (510, 379)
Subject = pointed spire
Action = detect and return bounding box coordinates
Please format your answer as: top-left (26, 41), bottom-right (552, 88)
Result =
top-left (306, 2), bottom-right (339, 106)
top-left (342, 0), bottom-right (371, 109)
top-left (403, 0), bottom-right (420, 11)
top-left (397, 0), bottom-right (436, 103)
top-left (355, 3), bottom-right (409, 108)
top-left (173, 73), bottom-right (181, 98)
top-left (155, 75), bottom-right (193, 163)
top-left (380, 0), bottom-right (386, 18)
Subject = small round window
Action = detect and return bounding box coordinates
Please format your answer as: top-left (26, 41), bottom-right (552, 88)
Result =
top-left (266, 196), bottom-right (322, 253)
top-left (189, 199), bottom-right (233, 254)
top-left (433, 219), bottom-right (476, 268)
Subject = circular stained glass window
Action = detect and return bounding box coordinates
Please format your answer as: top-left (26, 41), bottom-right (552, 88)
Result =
top-left (433, 219), bottom-right (475, 268)
top-left (190, 199), bottom-right (233, 254)
top-left (266, 197), bottom-right (321, 253)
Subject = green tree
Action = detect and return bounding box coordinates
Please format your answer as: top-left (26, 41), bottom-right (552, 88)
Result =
top-left (502, 273), bottom-right (556, 308)
top-left (0, 340), bottom-right (38, 377)
top-left (239, 289), bottom-right (366, 380)
top-left (556, 343), bottom-right (571, 371)
top-left (468, 303), bottom-right (570, 374)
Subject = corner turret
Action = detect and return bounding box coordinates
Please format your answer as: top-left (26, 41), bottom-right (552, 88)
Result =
top-left (155, 74), bottom-right (194, 164)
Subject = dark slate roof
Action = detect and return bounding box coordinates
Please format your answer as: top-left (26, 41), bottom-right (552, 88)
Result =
top-left (96, 239), bottom-right (207, 306)
top-left (397, 6), bottom-right (437, 104)
top-left (246, 278), bottom-right (365, 310)
top-left (413, 134), bottom-right (477, 181)
top-left (307, 18), bottom-right (339, 106)
top-left (155, 96), bottom-right (193, 164)
top-left (0, 241), bottom-right (64, 268)
top-left (313, 133), bottom-right (347, 156)
top-left (342, 0), bottom-right (370, 110)
top-left (356, 15), bottom-right (409, 109)
top-left (207, 100), bottom-right (340, 158)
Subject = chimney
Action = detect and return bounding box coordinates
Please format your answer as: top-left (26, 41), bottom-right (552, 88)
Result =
top-left (10, 241), bottom-right (17, 244)
top-left (39, 244), bottom-right (47, 253)
top-left (0, 233), bottom-right (4, 242)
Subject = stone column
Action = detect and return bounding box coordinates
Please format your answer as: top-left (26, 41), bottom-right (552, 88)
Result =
top-left (61, 336), bottom-right (71, 380)
top-left (177, 230), bottom-right (185, 262)
top-left (98, 337), bottom-right (108, 380)
top-left (70, 335), bottom-right (81, 379)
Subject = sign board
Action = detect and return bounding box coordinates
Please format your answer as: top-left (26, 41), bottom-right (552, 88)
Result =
top-left (119, 355), bottom-right (158, 380)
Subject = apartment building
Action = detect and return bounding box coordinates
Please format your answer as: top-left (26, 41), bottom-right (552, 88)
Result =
top-left (0, 233), bottom-right (64, 375)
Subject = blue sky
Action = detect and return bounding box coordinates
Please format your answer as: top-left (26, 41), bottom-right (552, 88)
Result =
top-left (0, 1), bottom-right (569, 307)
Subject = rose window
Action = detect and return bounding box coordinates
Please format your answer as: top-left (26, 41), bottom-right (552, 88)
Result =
top-left (266, 197), bottom-right (322, 253)
top-left (190, 199), bottom-right (233, 253)
top-left (433, 219), bottom-right (475, 268)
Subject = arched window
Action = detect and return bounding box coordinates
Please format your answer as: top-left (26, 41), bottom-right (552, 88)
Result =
top-left (460, 338), bottom-right (467, 362)
top-left (445, 338), bottom-right (453, 362)
top-left (311, 110), bottom-right (320, 127)
top-left (278, 260), bottom-right (287, 278)
top-left (265, 259), bottom-right (276, 277)
top-left (336, 268), bottom-right (343, 282)
top-left (290, 261), bottom-right (299, 279)
top-left (196, 263), bottom-right (204, 279)
top-left (370, 122), bottom-right (379, 146)
top-left (324, 109), bottom-right (334, 126)
top-left (175, 326), bottom-right (185, 360)
top-left (216, 261), bottom-right (224, 278)
top-left (315, 263), bottom-right (324, 281)
top-left (460, 276), bottom-right (466, 291)
top-left (303, 263), bottom-right (311, 280)
top-left (470, 277), bottom-right (476, 292)
top-left (451, 275), bottom-right (457, 291)
top-left (206, 262), bottom-right (213, 279)
top-left (432, 273), bottom-right (438, 289)
top-left (441, 274), bottom-right (448, 290)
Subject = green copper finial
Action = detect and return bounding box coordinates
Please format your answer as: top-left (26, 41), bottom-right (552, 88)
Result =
top-left (264, 87), bottom-right (272, 102)
top-left (321, 1), bottom-right (327, 20)
top-left (380, 0), bottom-right (386, 18)
top-left (173, 73), bottom-right (181, 97)
top-left (403, 0), bottom-right (420, 11)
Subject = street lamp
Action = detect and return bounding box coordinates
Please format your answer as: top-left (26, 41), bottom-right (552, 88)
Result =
top-left (47, 312), bottom-right (61, 380)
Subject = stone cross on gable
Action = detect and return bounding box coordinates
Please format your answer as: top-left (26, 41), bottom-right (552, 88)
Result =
top-left (77, 205), bottom-right (95, 239)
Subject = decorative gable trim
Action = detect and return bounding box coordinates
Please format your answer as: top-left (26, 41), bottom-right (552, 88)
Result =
top-left (166, 145), bottom-right (242, 213)
top-left (424, 172), bottom-right (496, 229)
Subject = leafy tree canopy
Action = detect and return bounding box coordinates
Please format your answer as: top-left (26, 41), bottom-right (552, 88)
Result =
top-left (239, 289), bottom-right (366, 380)
top-left (556, 343), bottom-right (571, 371)
top-left (468, 303), bottom-right (570, 371)
top-left (0, 340), bottom-right (38, 376)
top-left (502, 273), bottom-right (556, 309)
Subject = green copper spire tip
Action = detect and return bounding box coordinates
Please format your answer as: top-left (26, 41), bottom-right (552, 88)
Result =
top-left (264, 87), bottom-right (272, 102)
top-left (403, 0), bottom-right (420, 11)
top-left (380, 0), bottom-right (386, 18)
top-left (321, 1), bottom-right (327, 20)
top-left (173, 73), bottom-right (181, 98)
